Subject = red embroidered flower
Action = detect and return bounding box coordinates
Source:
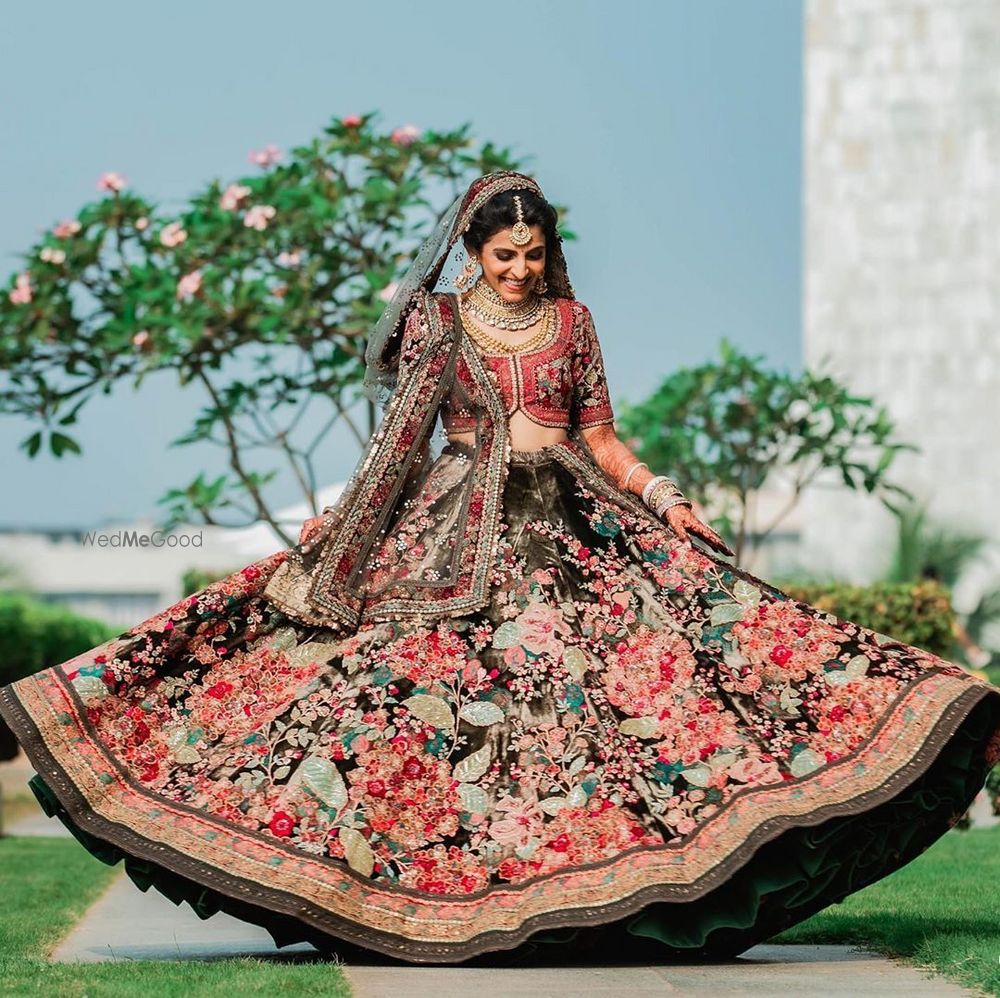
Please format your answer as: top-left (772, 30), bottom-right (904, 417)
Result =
top-left (366, 779), bottom-right (387, 798)
top-left (241, 565), bottom-right (261, 581)
top-left (268, 811), bottom-right (296, 837)
top-left (829, 705), bottom-right (846, 722)
top-left (401, 756), bottom-right (426, 780)
top-left (549, 833), bottom-right (571, 853)
top-left (206, 681), bottom-right (234, 699)
top-left (769, 644), bottom-right (793, 666)
top-left (139, 763), bottom-right (159, 782)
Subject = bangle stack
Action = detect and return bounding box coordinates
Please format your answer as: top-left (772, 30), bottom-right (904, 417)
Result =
top-left (641, 475), bottom-right (692, 517)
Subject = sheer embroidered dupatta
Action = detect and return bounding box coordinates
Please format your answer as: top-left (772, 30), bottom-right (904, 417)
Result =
top-left (264, 291), bottom-right (513, 630)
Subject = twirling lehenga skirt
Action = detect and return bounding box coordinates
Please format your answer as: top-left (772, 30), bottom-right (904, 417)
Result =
top-left (2, 440), bottom-right (998, 963)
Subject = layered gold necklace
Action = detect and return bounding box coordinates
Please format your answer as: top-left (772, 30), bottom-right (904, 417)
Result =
top-left (460, 296), bottom-right (557, 356)
top-left (463, 277), bottom-right (545, 331)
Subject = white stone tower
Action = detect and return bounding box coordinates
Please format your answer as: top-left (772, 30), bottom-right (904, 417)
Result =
top-left (801, 0), bottom-right (1000, 592)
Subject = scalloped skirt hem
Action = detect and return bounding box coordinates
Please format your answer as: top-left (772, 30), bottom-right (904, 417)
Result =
top-left (20, 692), bottom-right (998, 965)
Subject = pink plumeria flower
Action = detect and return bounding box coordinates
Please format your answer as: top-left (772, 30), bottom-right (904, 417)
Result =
top-left (390, 124), bottom-right (420, 146)
top-left (176, 269), bottom-right (203, 301)
top-left (132, 329), bottom-right (151, 348)
top-left (53, 219), bottom-right (81, 239)
top-left (243, 204), bottom-right (276, 231)
top-left (40, 247), bottom-right (66, 264)
top-left (377, 281), bottom-right (399, 303)
top-left (97, 171), bottom-right (127, 193)
top-left (276, 249), bottom-right (301, 267)
top-left (135, 216), bottom-right (150, 231)
top-left (341, 114), bottom-right (362, 128)
top-left (9, 271), bottom-right (33, 305)
top-left (159, 221), bottom-right (187, 248)
top-left (247, 144), bottom-right (282, 168)
top-left (219, 183), bottom-right (251, 211)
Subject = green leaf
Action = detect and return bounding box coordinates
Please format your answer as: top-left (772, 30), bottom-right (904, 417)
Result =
top-left (619, 716), bottom-right (659, 739)
top-left (402, 694), bottom-right (453, 729)
top-left (458, 701), bottom-right (505, 726)
top-left (300, 756), bottom-right (347, 812)
top-left (339, 827), bottom-right (374, 877)
top-left (453, 743), bottom-right (492, 782)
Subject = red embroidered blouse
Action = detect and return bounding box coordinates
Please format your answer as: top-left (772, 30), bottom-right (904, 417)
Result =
top-left (440, 298), bottom-right (616, 432)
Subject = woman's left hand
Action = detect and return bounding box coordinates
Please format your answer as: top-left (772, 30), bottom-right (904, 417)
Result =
top-left (664, 504), bottom-right (735, 557)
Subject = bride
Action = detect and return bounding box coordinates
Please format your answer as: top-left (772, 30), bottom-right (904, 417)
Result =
top-left (2, 170), bottom-right (997, 963)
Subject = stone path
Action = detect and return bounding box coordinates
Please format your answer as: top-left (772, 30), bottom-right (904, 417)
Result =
top-left (2, 750), bottom-right (991, 995)
top-left (48, 869), bottom-right (976, 996)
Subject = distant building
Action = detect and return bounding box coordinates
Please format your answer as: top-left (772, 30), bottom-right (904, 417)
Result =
top-left (0, 484), bottom-right (344, 628)
top-left (801, 0), bottom-right (1000, 611)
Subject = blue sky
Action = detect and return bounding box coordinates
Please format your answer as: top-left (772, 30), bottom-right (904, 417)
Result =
top-left (0, 0), bottom-right (802, 528)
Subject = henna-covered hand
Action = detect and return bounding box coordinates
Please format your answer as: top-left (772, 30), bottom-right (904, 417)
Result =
top-left (664, 504), bottom-right (735, 557)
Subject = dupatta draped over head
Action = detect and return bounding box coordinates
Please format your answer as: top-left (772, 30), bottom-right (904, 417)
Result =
top-left (264, 171), bottom-right (613, 630)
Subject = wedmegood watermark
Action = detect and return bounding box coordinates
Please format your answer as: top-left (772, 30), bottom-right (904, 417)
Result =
top-left (80, 530), bottom-right (204, 549)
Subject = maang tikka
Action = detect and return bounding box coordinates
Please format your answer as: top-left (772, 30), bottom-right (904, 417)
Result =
top-left (509, 195), bottom-right (532, 246)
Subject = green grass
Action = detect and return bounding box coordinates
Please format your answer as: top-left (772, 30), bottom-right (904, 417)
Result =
top-left (773, 825), bottom-right (1000, 995)
top-left (0, 837), bottom-right (352, 997)
top-left (3, 828), bottom-right (997, 995)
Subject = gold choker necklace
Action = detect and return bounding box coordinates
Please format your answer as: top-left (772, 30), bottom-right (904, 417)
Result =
top-left (463, 277), bottom-right (544, 331)
top-left (461, 298), bottom-right (556, 355)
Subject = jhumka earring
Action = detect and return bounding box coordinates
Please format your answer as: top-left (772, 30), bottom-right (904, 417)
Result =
top-left (509, 195), bottom-right (531, 246)
top-left (536, 274), bottom-right (548, 295)
top-left (454, 254), bottom-right (479, 290)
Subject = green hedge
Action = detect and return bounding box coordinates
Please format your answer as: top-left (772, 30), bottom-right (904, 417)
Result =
top-left (0, 592), bottom-right (120, 688)
top-left (777, 579), bottom-right (956, 659)
top-left (180, 567), bottom-right (239, 597)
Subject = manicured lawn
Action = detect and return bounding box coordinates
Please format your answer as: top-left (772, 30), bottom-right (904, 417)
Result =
top-left (773, 825), bottom-right (1000, 996)
top-left (0, 837), bottom-right (352, 997)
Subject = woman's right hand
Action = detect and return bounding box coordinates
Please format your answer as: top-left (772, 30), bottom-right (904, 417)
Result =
top-left (298, 513), bottom-right (328, 547)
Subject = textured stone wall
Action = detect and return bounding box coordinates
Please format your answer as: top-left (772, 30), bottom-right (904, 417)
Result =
top-left (802, 0), bottom-right (1000, 598)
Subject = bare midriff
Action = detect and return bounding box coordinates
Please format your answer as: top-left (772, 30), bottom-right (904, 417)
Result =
top-left (447, 410), bottom-right (569, 452)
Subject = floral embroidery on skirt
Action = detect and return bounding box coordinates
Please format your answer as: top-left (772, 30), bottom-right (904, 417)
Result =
top-left (2, 440), bottom-right (998, 961)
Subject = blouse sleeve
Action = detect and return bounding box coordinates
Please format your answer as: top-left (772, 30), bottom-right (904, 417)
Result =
top-left (571, 303), bottom-right (616, 429)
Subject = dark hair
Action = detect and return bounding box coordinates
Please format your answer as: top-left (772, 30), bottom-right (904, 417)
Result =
top-left (463, 187), bottom-right (559, 268)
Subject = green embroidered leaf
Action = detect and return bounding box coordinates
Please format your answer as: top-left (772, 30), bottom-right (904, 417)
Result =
top-left (457, 783), bottom-right (488, 815)
top-left (402, 694), bottom-right (454, 729)
top-left (568, 755), bottom-right (587, 776)
top-left (846, 654), bottom-right (870, 678)
top-left (339, 827), bottom-right (374, 877)
top-left (789, 748), bottom-right (824, 778)
top-left (710, 602), bottom-right (745, 626)
top-left (619, 716), bottom-right (659, 739)
top-left (539, 796), bottom-right (568, 815)
top-left (71, 675), bottom-right (107, 702)
top-left (459, 701), bottom-right (505, 726)
top-left (301, 757), bottom-right (348, 812)
top-left (683, 763), bottom-right (712, 787)
top-left (565, 785), bottom-right (589, 807)
top-left (267, 627), bottom-right (300, 651)
top-left (733, 580), bottom-right (761, 608)
top-left (173, 746), bottom-right (201, 765)
top-left (491, 621), bottom-right (521, 649)
top-left (453, 744), bottom-right (492, 782)
top-left (563, 646), bottom-right (589, 681)
top-left (166, 727), bottom-right (189, 752)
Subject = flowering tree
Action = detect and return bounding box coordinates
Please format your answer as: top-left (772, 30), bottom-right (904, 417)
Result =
top-left (0, 114), bottom-right (523, 544)
top-left (616, 340), bottom-right (917, 562)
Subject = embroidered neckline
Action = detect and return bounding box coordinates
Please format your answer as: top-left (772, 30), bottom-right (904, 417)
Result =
top-left (462, 299), bottom-right (568, 360)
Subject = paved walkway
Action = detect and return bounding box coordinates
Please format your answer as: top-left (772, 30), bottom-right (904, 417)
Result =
top-left (2, 751), bottom-right (990, 995)
top-left (48, 869), bottom-right (976, 996)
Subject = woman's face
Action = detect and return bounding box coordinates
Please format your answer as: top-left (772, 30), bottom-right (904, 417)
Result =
top-left (469, 225), bottom-right (546, 304)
